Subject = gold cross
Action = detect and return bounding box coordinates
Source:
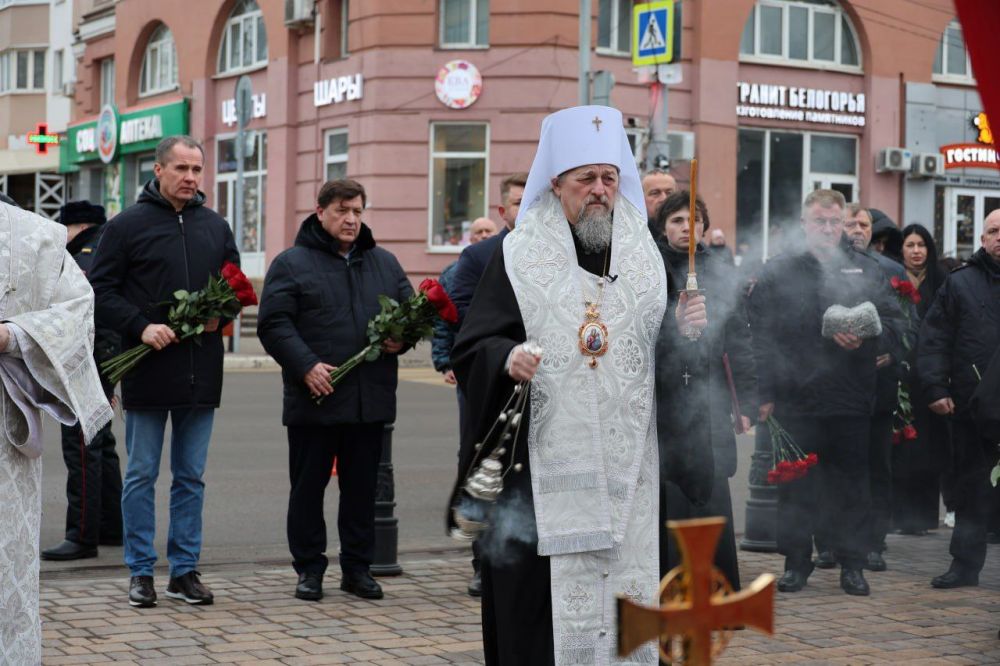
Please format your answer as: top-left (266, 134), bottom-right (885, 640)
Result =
top-left (592, 115), bottom-right (603, 131)
top-left (617, 517), bottom-right (776, 664)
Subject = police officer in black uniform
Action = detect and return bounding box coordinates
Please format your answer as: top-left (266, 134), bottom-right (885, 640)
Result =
top-left (42, 201), bottom-right (123, 561)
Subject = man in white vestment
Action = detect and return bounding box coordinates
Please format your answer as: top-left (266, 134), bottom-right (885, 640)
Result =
top-left (448, 106), bottom-right (708, 666)
top-left (0, 200), bottom-right (113, 663)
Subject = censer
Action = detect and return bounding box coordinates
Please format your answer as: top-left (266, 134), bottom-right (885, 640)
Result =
top-left (451, 342), bottom-right (540, 540)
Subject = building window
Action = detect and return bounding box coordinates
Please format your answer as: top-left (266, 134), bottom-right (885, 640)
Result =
top-left (440, 0), bottom-right (488, 48)
top-left (933, 19), bottom-right (974, 84)
top-left (216, 131), bottom-right (268, 260)
top-left (100, 58), bottom-right (115, 106)
top-left (341, 0), bottom-right (350, 56)
top-left (739, 0), bottom-right (861, 71)
top-left (598, 0), bottom-right (632, 55)
top-left (0, 49), bottom-right (45, 93)
top-left (139, 24), bottom-right (179, 97)
top-left (324, 129), bottom-right (348, 181)
top-left (429, 123), bottom-right (489, 250)
top-left (218, 0), bottom-right (268, 74)
top-left (53, 49), bottom-right (64, 93)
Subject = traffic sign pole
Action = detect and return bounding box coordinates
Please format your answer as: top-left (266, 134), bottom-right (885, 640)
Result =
top-left (232, 75), bottom-right (253, 354)
top-left (633, 1), bottom-right (677, 171)
top-left (579, 0), bottom-right (592, 105)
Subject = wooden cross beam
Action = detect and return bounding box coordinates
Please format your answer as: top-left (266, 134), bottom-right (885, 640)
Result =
top-left (617, 517), bottom-right (775, 665)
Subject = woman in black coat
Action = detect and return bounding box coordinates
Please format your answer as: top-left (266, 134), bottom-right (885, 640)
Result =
top-left (891, 224), bottom-right (949, 534)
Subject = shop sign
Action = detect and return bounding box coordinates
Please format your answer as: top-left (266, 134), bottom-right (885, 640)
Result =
top-left (313, 73), bottom-right (363, 107)
top-left (120, 114), bottom-right (163, 146)
top-left (222, 93), bottom-right (266, 126)
top-left (435, 60), bottom-right (482, 110)
top-left (97, 105), bottom-right (118, 164)
top-left (940, 143), bottom-right (999, 170)
top-left (736, 82), bottom-right (866, 127)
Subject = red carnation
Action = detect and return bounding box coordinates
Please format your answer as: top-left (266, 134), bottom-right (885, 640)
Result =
top-left (220, 261), bottom-right (258, 306)
top-left (805, 453), bottom-right (818, 467)
top-left (890, 276), bottom-right (901, 289)
top-left (902, 424), bottom-right (918, 441)
top-left (419, 278), bottom-right (458, 324)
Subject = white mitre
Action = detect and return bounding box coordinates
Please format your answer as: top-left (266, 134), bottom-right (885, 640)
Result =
top-left (515, 105), bottom-right (645, 226)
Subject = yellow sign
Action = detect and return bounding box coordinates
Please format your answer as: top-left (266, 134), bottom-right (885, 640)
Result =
top-left (633, 1), bottom-right (675, 67)
top-left (974, 112), bottom-right (992, 145)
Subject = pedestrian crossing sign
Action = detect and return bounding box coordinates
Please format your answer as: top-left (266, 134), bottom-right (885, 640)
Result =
top-left (633, 1), bottom-right (675, 67)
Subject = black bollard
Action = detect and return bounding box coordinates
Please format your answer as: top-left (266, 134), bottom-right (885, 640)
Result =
top-left (740, 424), bottom-right (778, 552)
top-left (372, 422), bottom-right (403, 576)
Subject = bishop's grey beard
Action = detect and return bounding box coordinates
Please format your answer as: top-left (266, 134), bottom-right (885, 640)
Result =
top-left (572, 200), bottom-right (613, 253)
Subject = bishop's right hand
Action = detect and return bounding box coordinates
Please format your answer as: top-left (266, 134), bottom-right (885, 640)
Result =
top-left (508, 344), bottom-right (541, 382)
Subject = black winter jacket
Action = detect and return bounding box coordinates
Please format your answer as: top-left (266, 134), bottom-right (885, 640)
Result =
top-left (916, 249), bottom-right (1000, 414)
top-left (748, 243), bottom-right (906, 418)
top-left (257, 216), bottom-right (413, 426)
top-left (89, 180), bottom-right (240, 410)
top-left (68, 224), bottom-right (120, 397)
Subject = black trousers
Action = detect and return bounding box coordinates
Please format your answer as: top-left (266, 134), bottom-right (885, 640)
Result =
top-left (777, 415), bottom-right (870, 571)
top-left (948, 418), bottom-right (998, 575)
top-left (59, 421), bottom-right (122, 546)
top-left (662, 475), bottom-right (741, 591)
top-left (867, 412), bottom-right (893, 552)
top-left (286, 423), bottom-right (383, 576)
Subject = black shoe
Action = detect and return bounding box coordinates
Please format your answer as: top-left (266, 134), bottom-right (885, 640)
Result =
top-left (840, 568), bottom-right (870, 596)
top-left (295, 572), bottom-right (323, 601)
top-left (865, 551), bottom-right (887, 572)
top-left (467, 570), bottom-right (482, 597)
top-left (777, 568), bottom-right (811, 593)
top-left (41, 540), bottom-right (97, 561)
top-left (166, 571), bottom-right (214, 605)
top-left (931, 568), bottom-right (979, 589)
top-left (128, 576), bottom-right (157, 608)
top-left (340, 570), bottom-right (384, 600)
top-left (814, 550), bottom-right (836, 569)
top-left (987, 532), bottom-right (1000, 545)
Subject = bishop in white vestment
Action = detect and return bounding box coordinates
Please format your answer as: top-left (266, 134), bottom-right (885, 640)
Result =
top-left (0, 201), bottom-right (113, 663)
top-left (448, 106), bottom-right (710, 666)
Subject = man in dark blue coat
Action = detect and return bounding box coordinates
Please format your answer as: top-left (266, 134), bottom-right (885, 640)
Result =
top-left (257, 179), bottom-right (412, 602)
top-left (918, 211), bottom-right (1000, 589)
top-left (42, 201), bottom-right (123, 562)
top-left (90, 136), bottom-right (240, 609)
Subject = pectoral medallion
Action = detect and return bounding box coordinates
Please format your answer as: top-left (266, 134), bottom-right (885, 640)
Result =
top-left (578, 302), bottom-right (609, 369)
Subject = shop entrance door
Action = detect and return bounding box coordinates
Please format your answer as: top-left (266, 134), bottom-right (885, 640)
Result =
top-left (945, 188), bottom-right (1000, 259)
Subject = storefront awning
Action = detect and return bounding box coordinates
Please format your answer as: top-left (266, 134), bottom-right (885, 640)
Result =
top-left (0, 149), bottom-right (60, 175)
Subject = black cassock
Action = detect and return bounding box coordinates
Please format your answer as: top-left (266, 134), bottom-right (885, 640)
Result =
top-left (447, 234), bottom-right (712, 666)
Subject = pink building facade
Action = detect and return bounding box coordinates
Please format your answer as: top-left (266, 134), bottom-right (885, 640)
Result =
top-left (62, 0), bottom-right (984, 279)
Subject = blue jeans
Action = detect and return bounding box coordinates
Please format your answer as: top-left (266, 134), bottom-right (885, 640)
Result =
top-left (122, 409), bottom-right (214, 578)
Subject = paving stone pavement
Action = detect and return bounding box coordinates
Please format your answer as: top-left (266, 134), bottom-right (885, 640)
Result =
top-left (40, 529), bottom-right (1000, 665)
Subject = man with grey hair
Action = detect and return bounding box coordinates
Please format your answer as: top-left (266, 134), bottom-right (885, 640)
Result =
top-left (90, 135), bottom-right (240, 609)
top-left (641, 167), bottom-right (676, 225)
top-left (749, 189), bottom-right (905, 597)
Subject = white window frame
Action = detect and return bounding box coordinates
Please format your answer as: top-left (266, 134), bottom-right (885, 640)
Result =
top-left (739, 0), bottom-right (862, 73)
top-left (0, 48), bottom-right (46, 93)
top-left (324, 128), bottom-right (349, 181)
top-left (597, 0), bottom-right (632, 56)
top-left (139, 25), bottom-right (179, 97)
top-left (427, 122), bottom-right (490, 253)
top-left (932, 19), bottom-right (975, 86)
top-left (217, 0), bottom-right (268, 75)
top-left (215, 131), bottom-right (268, 277)
top-left (439, 0), bottom-right (489, 49)
top-left (100, 57), bottom-right (115, 107)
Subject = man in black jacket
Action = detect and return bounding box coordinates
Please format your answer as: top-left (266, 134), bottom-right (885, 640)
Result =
top-left (90, 136), bottom-right (240, 609)
top-left (257, 179), bottom-right (412, 602)
top-left (918, 211), bottom-right (1000, 589)
top-left (42, 201), bottom-right (123, 562)
top-left (651, 190), bottom-right (756, 591)
top-left (749, 189), bottom-right (905, 597)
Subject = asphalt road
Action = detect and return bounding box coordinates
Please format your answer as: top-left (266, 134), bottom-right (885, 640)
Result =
top-left (39, 368), bottom-right (754, 576)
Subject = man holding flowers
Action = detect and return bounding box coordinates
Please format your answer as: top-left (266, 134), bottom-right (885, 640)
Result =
top-left (257, 179), bottom-right (413, 602)
top-left (90, 136), bottom-right (240, 608)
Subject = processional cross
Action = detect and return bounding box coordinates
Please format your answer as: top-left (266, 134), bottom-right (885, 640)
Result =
top-left (617, 517), bottom-right (776, 665)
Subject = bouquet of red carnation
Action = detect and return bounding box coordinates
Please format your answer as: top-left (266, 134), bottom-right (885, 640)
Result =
top-left (101, 261), bottom-right (258, 384)
top-left (316, 278), bottom-right (458, 403)
top-left (888, 276), bottom-right (920, 442)
top-left (765, 415), bottom-right (818, 484)
top-left (890, 276), bottom-right (922, 305)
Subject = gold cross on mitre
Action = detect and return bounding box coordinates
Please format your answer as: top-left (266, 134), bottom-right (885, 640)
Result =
top-left (592, 115), bottom-right (603, 131)
top-left (617, 517), bottom-right (775, 665)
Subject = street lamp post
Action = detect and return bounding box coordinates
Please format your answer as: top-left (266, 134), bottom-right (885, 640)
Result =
top-left (740, 425), bottom-right (778, 552)
top-left (371, 422), bottom-right (402, 576)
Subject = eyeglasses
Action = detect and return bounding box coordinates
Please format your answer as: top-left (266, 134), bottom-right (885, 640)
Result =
top-left (805, 217), bottom-right (844, 229)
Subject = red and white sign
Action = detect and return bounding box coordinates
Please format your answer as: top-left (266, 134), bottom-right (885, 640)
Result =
top-left (940, 142), bottom-right (1000, 170)
top-left (435, 60), bottom-right (482, 110)
top-left (97, 105), bottom-right (118, 164)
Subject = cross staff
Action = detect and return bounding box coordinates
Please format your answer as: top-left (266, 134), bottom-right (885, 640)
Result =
top-left (617, 517), bottom-right (775, 665)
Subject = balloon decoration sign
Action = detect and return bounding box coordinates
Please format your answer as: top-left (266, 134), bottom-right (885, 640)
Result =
top-left (435, 60), bottom-right (482, 110)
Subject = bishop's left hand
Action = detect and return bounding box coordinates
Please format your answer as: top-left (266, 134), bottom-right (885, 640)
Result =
top-left (675, 292), bottom-right (708, 336)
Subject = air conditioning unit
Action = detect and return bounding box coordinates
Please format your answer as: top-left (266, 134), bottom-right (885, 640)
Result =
top-left (60, 81), bottom-right (75, 97)
top-left (668, 131), bottom-right (695, 161)
top-left (910, 152), bottom-right (944, 178)
top-left (284, 0), bottom-right (314, 27)
top-left (876, 147), bottom-right (912, 173)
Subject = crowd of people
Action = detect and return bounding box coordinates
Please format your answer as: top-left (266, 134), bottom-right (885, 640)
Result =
top-left (0, 112), bottom-right (998, 663)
